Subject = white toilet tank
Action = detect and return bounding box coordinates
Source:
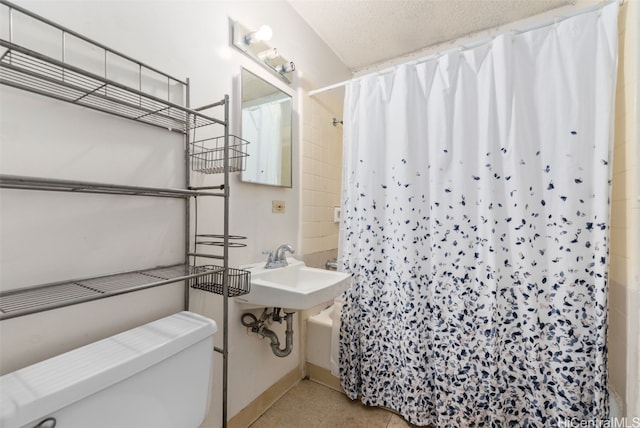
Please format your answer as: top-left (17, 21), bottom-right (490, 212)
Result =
top-left (0, 311), bottom-right (217, 428)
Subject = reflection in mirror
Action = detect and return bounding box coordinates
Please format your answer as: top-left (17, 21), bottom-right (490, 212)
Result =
top-left (241, 68), bottom-right (292, 187)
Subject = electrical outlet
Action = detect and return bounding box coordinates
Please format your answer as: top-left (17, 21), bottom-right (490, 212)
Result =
top-left (272, 200), bottom-right (285, 213)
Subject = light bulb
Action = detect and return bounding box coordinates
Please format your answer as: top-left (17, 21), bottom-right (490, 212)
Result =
top-left (276, 62), bottom-right (296, 74)
top-left (256, 25), bottom-right (272, 42)
top-left (244, 25), bottom-right (273, 45)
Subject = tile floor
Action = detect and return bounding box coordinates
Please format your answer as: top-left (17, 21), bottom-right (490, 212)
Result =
top-left (249, 379), bottom-right (422, 428)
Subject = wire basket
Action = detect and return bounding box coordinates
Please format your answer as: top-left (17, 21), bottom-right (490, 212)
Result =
top-left (189, 265), bottom-right (251, 297)
top-left (190, 135), bottom-right (249, 174)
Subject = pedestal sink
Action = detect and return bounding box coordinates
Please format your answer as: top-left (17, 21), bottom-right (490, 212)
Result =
top-left (235, 258), bottom-right (351, 311)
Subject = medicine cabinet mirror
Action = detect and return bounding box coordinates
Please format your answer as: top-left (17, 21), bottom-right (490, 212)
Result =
top-left (240, 68), bottom-right (292, 187)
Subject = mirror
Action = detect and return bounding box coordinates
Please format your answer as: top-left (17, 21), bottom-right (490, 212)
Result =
top-left (241, 68), bottom-right (292, 187)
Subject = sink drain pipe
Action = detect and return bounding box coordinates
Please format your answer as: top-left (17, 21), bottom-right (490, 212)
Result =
top-left (262, 312), bottom-right (294, 357)
top-left (241, 309), bottom-right (295, 357)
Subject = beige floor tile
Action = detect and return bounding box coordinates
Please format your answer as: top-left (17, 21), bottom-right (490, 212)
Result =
top-left (247, 413), bottom-right (279, 428)
top-left (318, 404), bottom-right (392, 428)
top-left (248, 380), bottom-right (432, 428)
top-left (387, 413), bottom-right (422, 428)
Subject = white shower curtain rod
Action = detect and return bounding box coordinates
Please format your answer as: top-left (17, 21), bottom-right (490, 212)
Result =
top-left (308, 0), bottom-right (620, 97)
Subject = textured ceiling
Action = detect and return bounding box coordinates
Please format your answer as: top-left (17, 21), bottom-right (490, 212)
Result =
top-left (288, 0), bottom-right (573, 72)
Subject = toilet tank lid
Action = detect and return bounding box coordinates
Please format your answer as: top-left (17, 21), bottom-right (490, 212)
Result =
top-left (0, 311), bottom-right (217, 428)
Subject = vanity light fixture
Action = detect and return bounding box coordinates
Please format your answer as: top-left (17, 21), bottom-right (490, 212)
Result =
top-left (258, 48), bottom-right (279, 61)
top-left (231, 19), bottom-right (296, 83)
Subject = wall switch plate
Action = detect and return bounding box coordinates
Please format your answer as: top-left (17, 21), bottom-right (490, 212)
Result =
top-left (272, 200), bottom-right (285, 213)
top-left (333, 207), bottom-right (341, 223)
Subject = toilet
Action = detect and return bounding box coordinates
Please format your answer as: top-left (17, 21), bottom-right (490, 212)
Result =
top-left (0, 311), bottom-right (217, 428)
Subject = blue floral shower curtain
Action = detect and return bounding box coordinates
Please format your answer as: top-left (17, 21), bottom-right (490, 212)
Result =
top-left (338, 3), bottom-right (618, 427)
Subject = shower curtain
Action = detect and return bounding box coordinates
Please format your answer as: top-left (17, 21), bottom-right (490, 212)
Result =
top-left (242, 102), bottom-right (282, 184)
top-left (338, 3), bottom-right (618, 427)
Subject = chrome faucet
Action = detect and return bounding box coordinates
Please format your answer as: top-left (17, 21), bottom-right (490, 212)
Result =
top-left (325, 258), bottom-right (338, 271)
top-left (265, 244), bottom-right (295, 269)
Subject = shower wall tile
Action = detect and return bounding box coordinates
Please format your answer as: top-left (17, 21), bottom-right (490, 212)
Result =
top-left (300, 90), bottom-right (342, 257)
top-left (609, 226), bottom-right (628, 258)
top-left (611, 172), bottom-right (628, 202)
top-left (614, 108), bottom-right (626, 144)
top-left (628, 287), bottom-right (640, 418)
top-left (610, 198), bottom-right (628, 227)
top-left (303, 249), bottom-right (338, 269)
top-left (609, 0), bottom-right (639, 417)
top-left (608, 280), bottom-right (628, 397)
top-left (615, 84), bottom-right (627, 121)
top-left (613, 142), bottom-right (638, 175)
top-left (303, 172), bottom-right (313, 191)
top-left (609, 254), bottom-right (627, 286)
top-left (609, 295), bottom-right (628, 402)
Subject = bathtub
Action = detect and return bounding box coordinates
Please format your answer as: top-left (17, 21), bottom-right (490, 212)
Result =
top-left (306, 300), bottom-right (624, 418)
top-left (307, 304), bottom-right (338, 372)
top-left (306, 298), bottom-right (342, 390)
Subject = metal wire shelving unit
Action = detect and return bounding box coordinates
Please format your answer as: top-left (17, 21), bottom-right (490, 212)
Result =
top-left (0, 1), bottom-right (248, 427)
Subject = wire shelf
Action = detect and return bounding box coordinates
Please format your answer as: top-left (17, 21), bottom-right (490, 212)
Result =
top-left (190, 266), bottom-right (251, 297)
top-left (190, 135), bottom-right (249, 174)
top-left (0, 0), bottom-right (224, 133)
top-left (0, 174), bottom-right (225, 198)
top-left (196, 234), bottom-right (247, 248)
top-left (0, 264), bottom-right (222, 320)
top-left (0, 42), bottom-right (222, 132)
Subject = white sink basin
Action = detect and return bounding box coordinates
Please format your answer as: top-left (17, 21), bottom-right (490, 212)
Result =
top-left (236, 258), bottom-right (351, 311)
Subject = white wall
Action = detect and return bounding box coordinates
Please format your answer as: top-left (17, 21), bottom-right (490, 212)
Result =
top-left (0, 0), bottom-right (350, 426)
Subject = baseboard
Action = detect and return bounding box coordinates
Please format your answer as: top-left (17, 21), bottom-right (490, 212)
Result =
top-left (306, 362), bottom-right (344, 393)
top-left (228, 367), bottom-right (302, 428)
